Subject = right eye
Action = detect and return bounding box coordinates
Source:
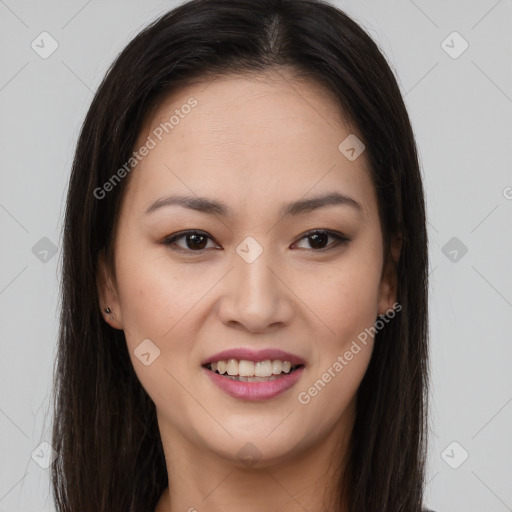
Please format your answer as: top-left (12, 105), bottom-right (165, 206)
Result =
top-left (161, 230), bottom-right (221, 254)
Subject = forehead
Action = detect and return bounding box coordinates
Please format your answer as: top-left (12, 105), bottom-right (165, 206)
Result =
top-left (122, 70), bottom-right (376, 222)
top-left (142, 70), bottom-right (350, 153)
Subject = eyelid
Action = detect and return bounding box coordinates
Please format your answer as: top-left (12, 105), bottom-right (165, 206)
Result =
top-left (161, 229), bottom-right (351, 254)
top-left (162, 230), bottom-right (221, 255)
top-left (291, 229), bottom-right (351, 251)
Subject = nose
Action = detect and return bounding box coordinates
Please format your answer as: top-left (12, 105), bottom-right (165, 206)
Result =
top-left (216, 246), bottom-right (293, 333)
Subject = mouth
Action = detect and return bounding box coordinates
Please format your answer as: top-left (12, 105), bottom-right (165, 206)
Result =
top-left (202, 360), bottom-right (305, 382)
top-left (201, 359), bottom-right (306, 401)
top-left (200, 348), bottom-right (307, 400)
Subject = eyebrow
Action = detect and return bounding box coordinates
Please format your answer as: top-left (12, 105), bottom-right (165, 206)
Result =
top-left (145, 191), bottom-right (363, 217)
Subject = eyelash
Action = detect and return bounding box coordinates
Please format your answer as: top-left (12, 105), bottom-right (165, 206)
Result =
top-left (161, 229), bottom-right (350, 255)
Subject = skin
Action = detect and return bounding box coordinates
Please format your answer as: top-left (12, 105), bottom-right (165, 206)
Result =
top-left (97, 69), bottom-right (401, 512)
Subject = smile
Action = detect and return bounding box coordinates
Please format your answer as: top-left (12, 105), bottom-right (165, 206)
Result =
top-left (202, 359), bottom-right (305, 401)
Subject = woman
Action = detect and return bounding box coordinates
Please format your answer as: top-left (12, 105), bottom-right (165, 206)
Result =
top-left (51, 0), bottom-right (432, 510)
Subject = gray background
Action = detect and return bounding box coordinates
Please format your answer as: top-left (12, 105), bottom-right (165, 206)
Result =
top-left (1, 0), bottom-right (511, 510)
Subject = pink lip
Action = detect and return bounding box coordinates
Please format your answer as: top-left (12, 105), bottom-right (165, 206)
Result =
top-left (201, 348), bottom-right (306, 367)
top-left (203, 366), bottom-right (305, 401)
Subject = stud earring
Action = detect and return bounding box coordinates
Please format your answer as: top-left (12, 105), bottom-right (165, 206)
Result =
top-left (104, 307), bottom-right (112, 314)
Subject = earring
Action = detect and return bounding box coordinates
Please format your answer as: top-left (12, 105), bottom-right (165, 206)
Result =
top-left (104, 307), bottom-right (112, 314)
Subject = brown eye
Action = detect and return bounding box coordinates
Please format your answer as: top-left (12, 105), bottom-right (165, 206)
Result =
top-left (294, 230), bottom-right (350, 251)
top-left (163, 230), bottom-right (219, 253)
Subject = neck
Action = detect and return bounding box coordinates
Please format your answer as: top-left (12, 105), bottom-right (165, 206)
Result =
top-left (154, 403), bottom-right (354, 512)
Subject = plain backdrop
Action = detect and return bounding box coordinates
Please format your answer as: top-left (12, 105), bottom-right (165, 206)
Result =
top-left (0, 1), bottom-right (511, 511)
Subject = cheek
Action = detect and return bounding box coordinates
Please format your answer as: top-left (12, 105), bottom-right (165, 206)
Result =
top-left (295, 267), bottom-right (379, 427)
top-left (304, 253), bottom-right (382, 340)
top-left (116, 266), bottom-right (173, 336)
top-left (113, 248), bottom-right (201, 354)
top-left (113, 256), bottom-right (202, 405)
top-left (116, 233), bottom-right (205, 322)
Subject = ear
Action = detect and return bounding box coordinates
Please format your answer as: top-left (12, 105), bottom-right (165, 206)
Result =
top-left (377, 232), bottom-right (402, 317)
top-left (96, 248), bottom-right (124, 329)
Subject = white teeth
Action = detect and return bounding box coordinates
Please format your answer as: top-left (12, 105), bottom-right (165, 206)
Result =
top-left (207, 358), bottom-right (298, 377)
top-left (238, 360), bottom-right (255, 377)
top-left (254, 360), bottom-right (273, 377)
top-left (271, 360), bottom-right (282, 375)
top-left (226, 359), bottom-right (238, 376)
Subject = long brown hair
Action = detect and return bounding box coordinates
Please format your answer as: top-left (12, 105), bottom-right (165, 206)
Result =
top-left (51, 1), bottom-right (430, 510)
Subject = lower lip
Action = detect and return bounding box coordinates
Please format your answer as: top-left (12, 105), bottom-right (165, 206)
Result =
top-left (203, 366), bottom-right (305, 401)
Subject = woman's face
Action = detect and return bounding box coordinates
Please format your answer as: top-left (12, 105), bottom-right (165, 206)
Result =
top-left (98, 70), bottom-right (399, 468)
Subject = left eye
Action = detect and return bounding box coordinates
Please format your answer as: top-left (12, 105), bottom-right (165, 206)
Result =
top-left (162, 229), bottom-right (350, 254)
top-left (293, 230), bottom-right (350, 251)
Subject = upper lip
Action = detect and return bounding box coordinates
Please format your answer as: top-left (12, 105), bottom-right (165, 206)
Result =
top-left (201, 348), bottom-right (306, 367)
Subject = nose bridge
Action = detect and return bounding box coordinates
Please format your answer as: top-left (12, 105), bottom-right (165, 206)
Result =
top-left (236, 242), bottom-right (275, 297)
top-left (219, 236), bottom-right (291, 331)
